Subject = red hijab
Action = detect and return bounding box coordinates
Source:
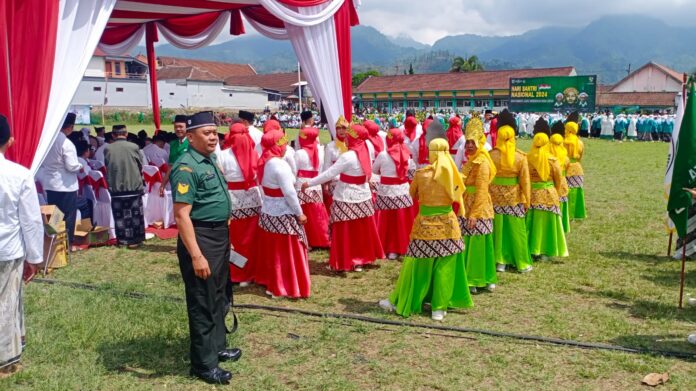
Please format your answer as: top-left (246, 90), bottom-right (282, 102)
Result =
top-left (418, 118), bottom-right (433, 165)
top-left (299, 126), bottom-right (320, 170)
top-left (447, 116), bottom-right (463, 149)
top-left (403, 116), bottom-right (418, 141)
top-left (347, 124), bottom-right (372, 181)
top-left (386, 128), bottom-right (410, 180)
top-left (224, 123), bottom-right (257, 183)
top-left (263, 119), bottom-right (281, 133)
top-left (258, 130), bottom-right (287, 183)
top-left (363, 120), bottom-right (384, 154)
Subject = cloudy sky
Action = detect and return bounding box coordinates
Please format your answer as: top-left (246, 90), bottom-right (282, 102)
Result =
top-left (357, 0), bottom-right (696, 44)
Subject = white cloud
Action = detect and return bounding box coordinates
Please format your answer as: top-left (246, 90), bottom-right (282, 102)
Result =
top-left (357, 0), bottom-right (696, 44)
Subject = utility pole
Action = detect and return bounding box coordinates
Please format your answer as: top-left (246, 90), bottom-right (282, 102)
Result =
top-left (297, 62), bottom-right (302, 111)
top-left (626, 63), bottom-right (632, 76)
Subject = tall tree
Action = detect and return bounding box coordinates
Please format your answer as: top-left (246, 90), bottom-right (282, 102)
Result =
top-left (450, 55), bottom-right (485, 72)
top-left (408, 63), bottom-right (414, 75)
top-left (352, 70), bottom-right (381, 87)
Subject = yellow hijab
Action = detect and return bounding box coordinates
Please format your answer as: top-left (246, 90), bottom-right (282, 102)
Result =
top-left (564, 121), bottom-right (580, 159)
top-left (495, 125), bottom-right (516, 170)
top-left (549, 133), bottom-right (568, 167)
top-left (528, 133), bottom-right (551, 181)
top-left (464, 116), bottom-right (497, 181)
top-left (428, 139), bottom-right (466, 216)
top-left (334, 115), bottom-right (350, 153)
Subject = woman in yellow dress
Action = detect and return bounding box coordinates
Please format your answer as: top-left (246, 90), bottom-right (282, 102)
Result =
top-left (526, 118), bottom-right (568, 259)
top-left (550, 121), bottom-right (571, 233)
top-left (489, 110), bottom-right (533, 273)
top-left (460, 116), bottom-right (497, 292)
top-left (379, 139), bottom-right (473, 321)
top-left (564, 112), bottom-right (587, 220)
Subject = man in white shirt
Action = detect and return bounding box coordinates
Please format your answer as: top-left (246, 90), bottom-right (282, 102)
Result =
top-left (142, 134), bottom-right (169, 167)
top-left (40, 113), bottom-right (82, 249)
top-left (239, 110), bottom-right (262, 154)
top-left (0, 114), bottom-right (43, 377)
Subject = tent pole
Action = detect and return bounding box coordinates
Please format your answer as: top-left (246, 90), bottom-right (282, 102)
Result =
top-left (145, 22), bottom-right (161, 133)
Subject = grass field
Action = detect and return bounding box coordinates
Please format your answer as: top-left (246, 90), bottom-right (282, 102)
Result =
top-left (3, 138), bottom-right (696, 390)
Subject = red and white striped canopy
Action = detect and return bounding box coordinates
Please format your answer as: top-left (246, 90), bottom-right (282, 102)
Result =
top-left (1, 0), bottom-right (358, 171)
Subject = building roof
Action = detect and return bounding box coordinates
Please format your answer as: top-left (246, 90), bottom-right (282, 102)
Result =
top-left (157, 56), bottom-right (256, 79)
top-left (157, 66), bottom-right (222, 82)
top-left (610, 62), bottom-right (686, 92)
top-left (354, 66), bottom-right (577, 94)
top-left (597, 91), bottom-right (677, 107)
top-left (224, 72), bottom-right (306, 95)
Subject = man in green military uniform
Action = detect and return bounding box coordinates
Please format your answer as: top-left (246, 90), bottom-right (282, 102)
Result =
top-left (160, 115), bottom-right (189, 196)
top-left (170, 111), bottom-right (241, 384)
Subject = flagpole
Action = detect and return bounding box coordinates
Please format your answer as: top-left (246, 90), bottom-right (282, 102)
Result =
top-left (679, 201), bottom-right (688, 309)
top-left (668, 232), bottom-right (673, 257)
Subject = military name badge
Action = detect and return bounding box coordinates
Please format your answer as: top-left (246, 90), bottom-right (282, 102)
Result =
top-left (177, 182), bottom-right (190, 194)
top-left (179, 166), bottom-right (193, 173)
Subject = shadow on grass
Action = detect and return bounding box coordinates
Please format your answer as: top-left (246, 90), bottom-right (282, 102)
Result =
top-left (641, 268), bottom-right (696, 289)
top-left (337, 297), bottom-right (383, 314)
top-left (599, 251), bottom-right (670, 263)
top-left (309, 259), bottom-right (347, 278)
top-left (139, 243), bottom-right (178, 254)
top-left (609, 334), bottom-right (696, 361)
top-left (97, 333), bottom-right (190, 378)
top-left (576, 287), bottom-right (696, 322)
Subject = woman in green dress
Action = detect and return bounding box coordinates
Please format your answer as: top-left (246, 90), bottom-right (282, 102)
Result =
top-left (379, 139), bottom-right (473, 321)
top-left (564, 112), bottom-right (587, 220)
top-left (550, 122), bottom-right (571, 234)
top-left (526, 127), bottom-right (569, 259)
top-left (460, 116), bottom-right (497, 292)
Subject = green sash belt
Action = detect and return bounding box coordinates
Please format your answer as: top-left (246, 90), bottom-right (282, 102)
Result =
top-left (491, 177), bottom-right (519, 186)
top-left (532, 181), bottom-right (553, 190)
top-left (465, 186), bottom-right (477, 194)
top-left (570, 158), bottom-right (579, 163)
top-left (419, 205), bottom-right (453, 216)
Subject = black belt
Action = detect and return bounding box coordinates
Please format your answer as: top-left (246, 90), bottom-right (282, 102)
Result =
top-left (191, 220), bottom-right (228, 228)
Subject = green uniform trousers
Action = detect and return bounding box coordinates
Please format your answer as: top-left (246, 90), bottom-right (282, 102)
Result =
top-left (177, 221), bottom-right (231, 371)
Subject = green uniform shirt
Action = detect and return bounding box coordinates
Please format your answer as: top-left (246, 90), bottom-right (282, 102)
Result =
top-left (168, 138), bottom-right (189, 165)
top-left (170, 148), bottom-right (231, 222)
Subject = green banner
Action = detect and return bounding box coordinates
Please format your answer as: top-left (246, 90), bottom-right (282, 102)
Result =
top-left (509, 75), bottom-right (597, 113)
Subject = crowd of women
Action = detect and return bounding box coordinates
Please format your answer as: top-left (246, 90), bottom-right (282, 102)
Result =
top-left (219, 109), bottom-right (588, 320)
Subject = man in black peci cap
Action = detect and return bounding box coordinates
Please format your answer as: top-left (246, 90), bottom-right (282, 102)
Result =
top-left (39, 112), bottom-right (82, 251)
top-left (238, 110), bottom-right (262, 154)
top-left (170, 111), bottom-right (241, 384)
top-left (161, 114), bottom-right (189, 197)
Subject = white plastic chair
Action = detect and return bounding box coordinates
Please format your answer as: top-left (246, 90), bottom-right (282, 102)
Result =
top-left (88, 170), bottom-right (115, 239)
top-left (142, 165), bottom-right (166, 228)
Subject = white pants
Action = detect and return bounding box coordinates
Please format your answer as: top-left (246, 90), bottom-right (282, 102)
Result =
top-left (0, 259), bottom-right (24, 368)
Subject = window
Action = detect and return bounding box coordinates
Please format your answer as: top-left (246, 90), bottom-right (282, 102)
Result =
top-left (493, 99), bottom-right (508, 107)
top-left (114, 62), bottom-right (121, 75)
top-left (93, 86), bottom-right (101, 92)
top-left (474, 99), bottom-right (486, 107)
top-left (116, 87), bottom-right (124, 92)
top-left (169, 92), bottom-right (175, 96)
top-left (105, 62), bottom-right (112, 77)
top-left (229, 93), bottom-right (233, 97)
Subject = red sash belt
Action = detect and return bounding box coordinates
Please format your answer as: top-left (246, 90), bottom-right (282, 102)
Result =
top-left (380, 176), bottom-right (408, 185)
top-left (340, 173), bottom-right (367, 185)
top-left (158, 163), bottom-right (168, 176)
top-left (88, 176), bottom-right (109, 200)
top-left (143, 171), bottom-right (163, 192)
top-left (297, 169), bottom-right (318, 179)
top-left (227, 180), bottom-right (256, 191)
top-left (262, 186), bottom-right (284, 197)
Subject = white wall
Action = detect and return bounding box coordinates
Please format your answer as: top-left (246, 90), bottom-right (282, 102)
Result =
top-left (612, 65), bottom-right (683, 93)
top-left (83, 56), bottom-right (105, 78)
top-left (72, 77), bottom-right (149, 107)
top-left (158, 79), bottom-right (269, 110)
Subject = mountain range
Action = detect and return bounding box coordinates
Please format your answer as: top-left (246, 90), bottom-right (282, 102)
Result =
top-left (148, 14), bottom-right (696, 84)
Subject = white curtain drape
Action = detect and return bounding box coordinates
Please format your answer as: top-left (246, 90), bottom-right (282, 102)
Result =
top-left (96, 23), bottom-right (144, 56)
top-left (259, 0), bottom-right (343, 26)
top-left (157, 11), bottom-right (230, 50)
top-left (244, 14), bottom-right (289, 40)
top-left (287, 4), bottom-right (343, 136)
top-left (33, 0), bottom-right (117, 173)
